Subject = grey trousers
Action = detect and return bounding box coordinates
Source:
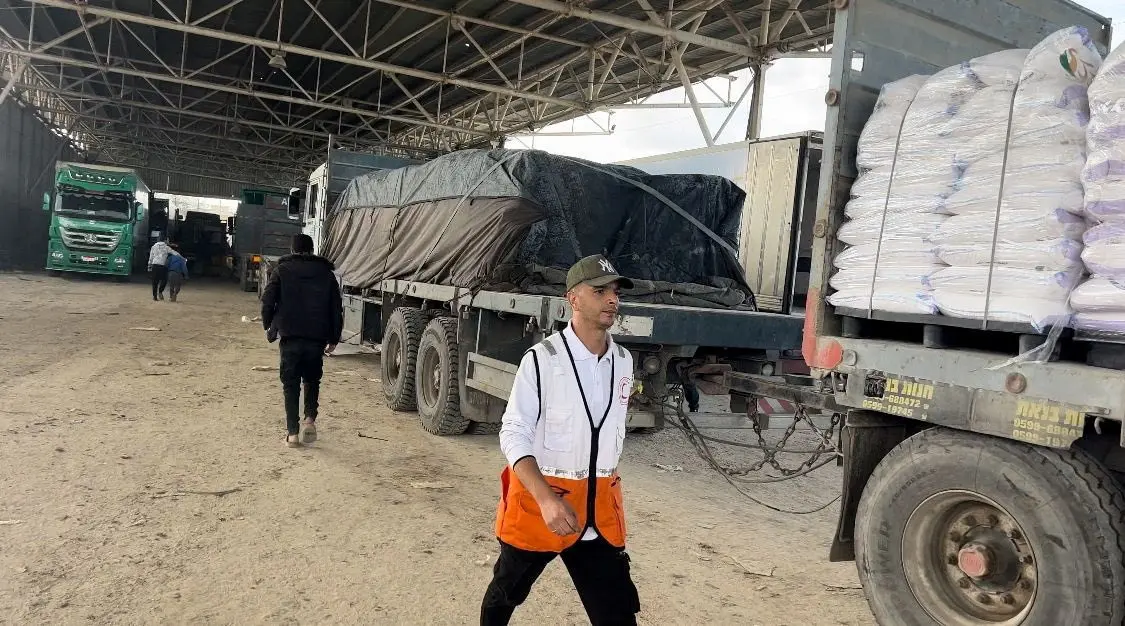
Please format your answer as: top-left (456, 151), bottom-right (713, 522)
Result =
top-left (168, 271), bottom-right (184, 301)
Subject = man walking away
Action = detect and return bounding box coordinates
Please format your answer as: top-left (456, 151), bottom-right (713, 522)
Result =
top-left (166, 247), bottom-right (188, 302)
top-left (148, 238), bottom-right (172, 301)
top-left (260, 234), bottom-right (343, 448)
top-left (481, 254), bottom-right (641, 626)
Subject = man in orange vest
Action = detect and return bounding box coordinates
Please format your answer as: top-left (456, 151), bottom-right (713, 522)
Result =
top-left (481, 254), bottom-right (640, 626)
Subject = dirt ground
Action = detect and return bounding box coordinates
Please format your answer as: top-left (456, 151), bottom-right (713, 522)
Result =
top-left (0, 273), bottom-right (875, 625)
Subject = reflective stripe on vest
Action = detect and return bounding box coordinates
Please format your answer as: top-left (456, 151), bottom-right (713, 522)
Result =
top-left (495, 332), bottom-right (631, 552)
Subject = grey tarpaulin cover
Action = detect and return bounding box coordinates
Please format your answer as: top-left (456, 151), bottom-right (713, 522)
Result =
top-left (321, 148), bottom-right (754, 309)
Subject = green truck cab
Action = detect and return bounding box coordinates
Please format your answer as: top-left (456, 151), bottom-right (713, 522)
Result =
top-left (43, 162), bottom-right (151, 278)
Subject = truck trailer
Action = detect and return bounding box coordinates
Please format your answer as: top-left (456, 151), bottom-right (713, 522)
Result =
top-left (232, 189), bottom-right (302, 293)
top-left (716, 1), bottom-right (1123, 624)
top-left (618, 133), bottom-right (821, 316)
top-left (319, 148), bottom-right (806, 435)
top-left (43, 162), bottom-right (151, 279)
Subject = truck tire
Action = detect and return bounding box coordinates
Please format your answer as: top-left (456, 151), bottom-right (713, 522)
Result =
top-left (415, 317), bottom-right (470, 436)
top-left (855, 427), bottom-right (1125, 626)
top-left (466, 421), bottom-right (502, 436)
top-left (381, 307), bottom-right (428, 412)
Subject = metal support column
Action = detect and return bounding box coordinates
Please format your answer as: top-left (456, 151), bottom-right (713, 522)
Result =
top-left (746, 63), bottom-right (767, 140)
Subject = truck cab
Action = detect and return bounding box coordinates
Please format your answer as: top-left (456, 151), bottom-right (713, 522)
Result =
top-left (44, 162), bottom-right (150, 278)
top-left (301, 148), bottom-right (420, 254)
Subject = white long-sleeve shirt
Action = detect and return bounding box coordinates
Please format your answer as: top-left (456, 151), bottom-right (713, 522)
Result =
top-left (148, 241), bottom-right (171, 267)
top-left (499, 323), bottom-right (620, 540)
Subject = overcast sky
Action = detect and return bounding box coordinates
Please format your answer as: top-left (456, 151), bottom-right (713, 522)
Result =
top-left (510, 0), bottom-right (1124, 163)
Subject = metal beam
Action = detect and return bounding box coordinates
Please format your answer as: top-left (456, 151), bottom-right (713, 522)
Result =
top-left (3, 48), bottom-right (492, 137)
top-left (434, 0), bottom-right (739, 134)
top-left (505, 0), bottom-right (755, 57)
top-left (87, 135), bottom-right (309, 173)
top-left (21, 0), bottom-right (582, 110)
top-left (712, 76), bottom-right (754, 143)
top-left (95, 158), bottom-right (297, 190)
top-left (33, 17), bottom-right (110, 53)
top-left (0, 59), bottom-right (28, 107)
top-left (191, 0), bottom-right (247, 27)
top-left (721, 2), bottom-right (758, 47)
top-left (673, 50), bottom-right (714, 146)
top-left (10, 83), bottom-right (439, 157)
top-left (601, 102), bottom-right (730, 109)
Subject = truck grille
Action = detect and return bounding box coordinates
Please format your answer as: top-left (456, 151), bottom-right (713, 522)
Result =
top-left (60, 228), bottom-right (120, 252)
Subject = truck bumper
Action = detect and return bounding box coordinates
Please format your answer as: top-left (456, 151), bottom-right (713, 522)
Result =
top-left (626, 411), bottom-right (663, 429)
top-left (47, 242), bottom-right (132, 275)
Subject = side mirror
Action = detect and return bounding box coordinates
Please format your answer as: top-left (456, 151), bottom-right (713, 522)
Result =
top-left (135, 202), bottom-right (145, 219)
top-left (41, 192), bottom-right (51, 212)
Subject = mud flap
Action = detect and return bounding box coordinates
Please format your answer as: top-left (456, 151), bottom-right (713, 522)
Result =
top-left (829, 410), bottom-right (914, 562)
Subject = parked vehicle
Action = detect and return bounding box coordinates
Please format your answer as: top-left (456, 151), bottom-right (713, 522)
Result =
top-left (720, 1), bottom-right (1121, 624)
top-left (232, 189), bottom-right (302, 293)
top-left (43, 162), bottom-right (151, 279)
top-left (317, 148), bottom-right (806, 435)
top-left (300, 147), bottom-right (419, 254)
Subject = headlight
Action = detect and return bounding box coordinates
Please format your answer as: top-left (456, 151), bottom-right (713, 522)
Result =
top-left (761, 362), bottom-right (776, 377)
top-left (114, 257), bottom-right (127, 264)
top-left (51, 251), bottom-right (64, 259)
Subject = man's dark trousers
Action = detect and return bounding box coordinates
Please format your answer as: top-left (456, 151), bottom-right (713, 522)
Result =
top-left (279, 337), bottom-right (326, 435)
top-left (481, 536), bottom-right (640, 626)
top-left (150, 264), bottom-right (168, 300)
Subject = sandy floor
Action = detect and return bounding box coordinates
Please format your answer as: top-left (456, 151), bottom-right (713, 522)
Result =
top-left (0, 273), bottom-right (874, 625)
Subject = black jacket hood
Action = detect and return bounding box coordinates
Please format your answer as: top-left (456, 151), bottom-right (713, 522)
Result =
top-left (278, 253), bottom-right (335, 271)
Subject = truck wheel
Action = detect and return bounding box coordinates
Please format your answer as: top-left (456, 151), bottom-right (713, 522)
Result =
top-left (855, 427), bottom-right (1125, 626)
top-left (381, 308), bottom-right (428, 411)
top-left (415, 317), bottom-right (470, 436)
top-left (466, 421), bottom-right (502, 436)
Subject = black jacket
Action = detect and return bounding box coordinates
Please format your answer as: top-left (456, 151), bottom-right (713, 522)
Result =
top-left (261, 253), bottom-right (343, 344)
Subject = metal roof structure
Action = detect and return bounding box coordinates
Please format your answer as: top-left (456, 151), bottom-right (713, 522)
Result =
top-left (0, 0), bottom-right (834, 194)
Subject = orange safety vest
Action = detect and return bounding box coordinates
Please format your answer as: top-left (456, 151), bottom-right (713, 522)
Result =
top-left (494, 331), bottom-right (632, 552)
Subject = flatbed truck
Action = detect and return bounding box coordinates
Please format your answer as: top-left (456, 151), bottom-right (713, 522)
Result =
top-left (721, 1), bottom-right (1123, 624)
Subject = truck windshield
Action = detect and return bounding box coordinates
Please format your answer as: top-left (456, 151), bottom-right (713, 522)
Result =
top-left (56, 193), bottom-right (131, 222)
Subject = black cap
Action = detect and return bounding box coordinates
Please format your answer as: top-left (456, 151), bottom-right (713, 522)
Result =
top-left (566, 254), bottom-right (634, 291)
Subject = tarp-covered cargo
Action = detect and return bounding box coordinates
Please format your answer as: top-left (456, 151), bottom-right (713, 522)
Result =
top-left (322, 149), bottom-right (754, 308)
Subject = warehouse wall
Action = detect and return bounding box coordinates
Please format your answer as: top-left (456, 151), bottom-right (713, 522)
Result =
top-left (0, 99), bottom-right (76, 271)
top-left (127, 167), bottom-right (265, 199)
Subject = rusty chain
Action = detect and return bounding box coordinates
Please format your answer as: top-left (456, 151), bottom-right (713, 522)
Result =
top-left (660, 387), bottom-right (844, 514)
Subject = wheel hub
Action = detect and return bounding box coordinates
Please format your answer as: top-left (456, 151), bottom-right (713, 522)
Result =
top-left (387, 336), bottom-right (402, 379)
top-left (903, 491), bottom-right (1037, 624)
top-left (957, 543), bottom-right (993, 578)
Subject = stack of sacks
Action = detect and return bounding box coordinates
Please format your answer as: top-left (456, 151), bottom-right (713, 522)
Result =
top-left (828, 73), bottom-right (938, 313)
top-left (829, 52), bottom-right (1028, 315)
top-left (929, 26), bottom-right (1101, 329)
top-left (1073, 41), bottom-right (1125, 332)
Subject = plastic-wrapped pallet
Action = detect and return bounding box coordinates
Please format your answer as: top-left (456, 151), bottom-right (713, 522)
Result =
top-left (828, 52), bottom-right (1029, 315)
top-left (1070, 276), bottom-right (1125, 332)
top-left (1085, 40), bottom-right (1125, 222)
top-left (928, 26), bottom-right (1102, 329)
top-left (1071, 41), bottom-right (1125, 333)
top-left (828, 74), bottom-right (936, 314)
